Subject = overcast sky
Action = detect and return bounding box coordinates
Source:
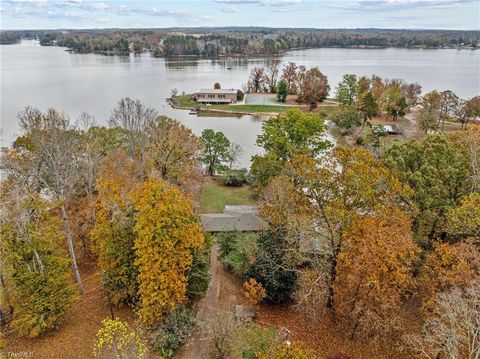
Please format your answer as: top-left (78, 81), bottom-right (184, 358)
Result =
top-left (1, 0), bottom-right (479, 30)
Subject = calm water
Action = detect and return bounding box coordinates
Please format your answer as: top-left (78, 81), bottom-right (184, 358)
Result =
top-left (1, 40), bottom-right (479, 167)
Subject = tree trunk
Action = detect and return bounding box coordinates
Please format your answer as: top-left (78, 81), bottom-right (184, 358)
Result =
top-left (61, 204), bottom-right (84, 294)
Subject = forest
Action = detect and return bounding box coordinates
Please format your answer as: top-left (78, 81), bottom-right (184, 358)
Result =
top-left (1, 68), bottom-right (480, 358)
top-left (2, 27), bottom-right (479, 55)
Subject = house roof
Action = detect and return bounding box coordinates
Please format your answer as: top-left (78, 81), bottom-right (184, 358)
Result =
top-left (200, 205), bottom-right (267, 232)
top-left (195, 89), bottom-right (238, 94)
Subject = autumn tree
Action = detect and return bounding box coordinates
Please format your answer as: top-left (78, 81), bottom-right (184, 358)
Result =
top-left (333, 208), bottom-right (419, 338)
top-left (109, 97), bottom-right (157, 165)
top-left (419, 242), bottom-right (480, 311)
top-left (403, 82), bottom-right (422, 110)
top-left (443, 193), bottom-right (480, 242)
top-left (12, 107), bottom-right (86, 292)
top-left (298, 67), bottom-right (330, 110)
top-left (91, 150), bottom-right (142, 306)
top-left (280, 148), bottom-right (412, 308)
top-left (248, 67), bottom-right (265, 93)
top-left (335, 74), bottom-right (358, 106)
top-left (200, 129), bottom-right (230, 175)
top-left (381, 86), bottom-right (407, 120)
top-left (281, 61), bottom-right (298, 94)
top-left (93, 318), bottom-right (147, 359)
top-left (145, 116), bottom-right (203, 197)
top-left (1, 187), bottom-right (75, 337)
top-left (243, 278), bottom-right (266, 306)
top-left (131, 178), bottom-right (204, 324)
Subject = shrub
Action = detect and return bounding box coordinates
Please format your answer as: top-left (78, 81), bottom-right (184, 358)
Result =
top-left (257, 342), bottom-right (318, 359)
top-left (147, 305), bottom-right (195, 358)
top-left (229, 323), bottom-right (277, 359)
top-left (222, 169), bottom-right (246, 187)
top-left (243, 278), bottom-right (267, 305)
top-left (216, 232), bottom-right (259, 277)
top-left (187, 233), bottom-right (214, 300)
top-left (237, 89), bottom-right (245, 101)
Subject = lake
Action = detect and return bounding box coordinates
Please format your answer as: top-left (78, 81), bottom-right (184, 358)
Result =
top-left (1, 40), bottom-right (479, 167)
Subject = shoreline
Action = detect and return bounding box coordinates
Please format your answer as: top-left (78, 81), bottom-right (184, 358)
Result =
top-left (166, 98), bottom-right (281, 116)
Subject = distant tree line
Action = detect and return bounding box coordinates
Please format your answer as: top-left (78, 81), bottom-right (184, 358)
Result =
top-left (2, 28), bottom-right (478, 55)
top-left (0, 32), bottom-right (21, 44)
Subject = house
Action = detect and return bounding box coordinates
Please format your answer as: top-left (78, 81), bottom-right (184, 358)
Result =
top-left (200, 205), bottom-right (267, 232)
top-left (372, 124), bottom-right (403, 135)
top-left (192, 89), bottom-right (238, 104)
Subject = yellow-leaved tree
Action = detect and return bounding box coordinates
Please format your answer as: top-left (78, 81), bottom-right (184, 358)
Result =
top-left (443, 192), bottom-right (480, 243)
top-left (91, 150), bottom-right (142, 305)
top-left (93, 318), bottom-right (146, 359)
top-left (131, 178), bottom-right (204, 324)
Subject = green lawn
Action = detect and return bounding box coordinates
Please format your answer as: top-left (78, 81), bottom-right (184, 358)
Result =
top-left (174, 95), bottom-right (298, 114)
top-left (199, 178), bottom-right (257, 213)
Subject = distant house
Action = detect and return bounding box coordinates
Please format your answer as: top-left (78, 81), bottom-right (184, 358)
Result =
top-left (192, 89), bottom-right (238, 104)
top-left (200, 205), bottom-right (267, 232)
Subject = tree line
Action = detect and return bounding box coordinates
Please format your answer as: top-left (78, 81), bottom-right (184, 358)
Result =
top-left (3, 27), bottom-right (478, 55)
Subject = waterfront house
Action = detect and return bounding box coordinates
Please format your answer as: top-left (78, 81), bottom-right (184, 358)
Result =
top-left (193, 89), bottom-right (238, 104)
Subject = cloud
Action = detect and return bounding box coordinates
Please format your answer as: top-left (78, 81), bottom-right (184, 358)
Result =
top-left (221, 6), bottom-right (241, 12)
top-left (215, 0), bottom-right (302, 6)
top-left (4, 0), bottom-right (47, 7)
top-left (332, 0), bottom-right (476, 11)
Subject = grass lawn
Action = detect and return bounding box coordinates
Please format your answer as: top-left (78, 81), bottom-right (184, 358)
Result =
top-left (199, 178), bottom-right (257, 213)
top-left (174, 95), bottom-right (298, 113)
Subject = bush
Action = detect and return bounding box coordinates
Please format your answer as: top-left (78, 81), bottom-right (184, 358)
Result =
top-left (187, 233), bottom-right (214, 300)
top-left (216, 232), bottom-right (258, 277)
top-left (147, 305), bottom-right (195, 358)
top-left (355, 136), bottom-right (364, 145)
top-left (222, 169), bottom-right (246, 187)
top-left (229, 323), bottom-right (277, 359)
top-left (237, 89), bottom-right (245, 101)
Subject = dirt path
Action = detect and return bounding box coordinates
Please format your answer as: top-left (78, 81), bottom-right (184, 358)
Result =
top-left (176, 244), bottom-right (244, 359)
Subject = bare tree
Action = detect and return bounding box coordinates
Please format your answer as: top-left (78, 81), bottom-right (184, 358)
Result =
top-left (109, 97), bottom-right (158, 165)
top-left (16, 107), bottom-right (86, 293)
top-left (403, 285), bottom-right (480, 359)
top-left (281, 62), bottom-right (298, 94)
top-left (201, 310), bottom-right (236, 359)
top-left (226, 143), bottom-right (243, 170)
top-left (264, 64), bottom-right (279, 93)
top-left (248, 67), bottom-right (265, 93)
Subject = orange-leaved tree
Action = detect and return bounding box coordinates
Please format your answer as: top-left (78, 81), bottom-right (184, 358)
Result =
top-left (131, 178), bottom-right (204, 324)
top-left (333, 207), bottom-right (419, 339)
top-left (419, 241), bottom-right (480, 311)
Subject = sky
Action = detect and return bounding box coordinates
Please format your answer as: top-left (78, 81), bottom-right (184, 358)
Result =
top-left (0, 0), bottom-right (479, 30)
